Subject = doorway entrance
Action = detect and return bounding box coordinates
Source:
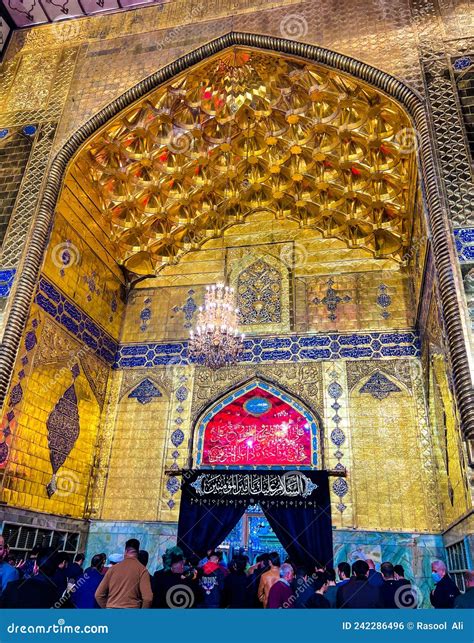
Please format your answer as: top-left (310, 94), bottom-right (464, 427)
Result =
top-left (220, 503), bottom-right (288, 564)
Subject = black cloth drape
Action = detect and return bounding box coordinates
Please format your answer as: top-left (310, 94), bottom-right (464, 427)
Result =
top-left (177, 501), bottom-right (246, 560)
top-left (177, 470), bottom-right (333, 566)
top-left (262, 503), bottom-right (333, 570)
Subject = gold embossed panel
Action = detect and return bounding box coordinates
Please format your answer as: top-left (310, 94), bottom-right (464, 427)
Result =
top-left (72, 47), bottom-right (417, 275)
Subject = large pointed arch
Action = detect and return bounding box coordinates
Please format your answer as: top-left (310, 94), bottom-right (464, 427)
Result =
top-left (192, 376), bottom-right (322, 469)
top-left (0, 32), bottom-right (472, 460)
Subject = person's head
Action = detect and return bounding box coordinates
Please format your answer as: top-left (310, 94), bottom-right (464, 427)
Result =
top-left (431, 560), bottom-right (447, 582)
top-left (6, 553), bottom-right (16, 567)
top-left (280, 563), bottom-right (294, 583)
top-left (352, 559), bottom-right (369, 579)
top-left (109, 553), bottom-right (123, 565)
top-left (170, 552), bottom-right (185, 574)
top-left (34, 548), bottom-right (57, 578)
top-left (0, 535), bottom-right (8, 562)
top-left (313, 571), bottom-right (329, 594)
top-left (393, 564), bottom-right (405, 580)
top-left (381, 562), bottom-right (394, 580)
top-left (230, 557), bottom-right (247, 575)
top-left (366, 559), bottom-right (376, 570)
top-left (325, 567), bottom-right (336, 584)
top-left (124, 538), bottom-right (140, 558)
top-left (208, 551), bottom-right (220, 564)
top-left (91, 554), bottom-right (105, 572)
top-left (337, 561), bottom-right (351, 580)
top-left (268, 552), bottom-right (281, 569)
top-left (74, 553), bottom-right (85, 567)
top-left (295, 566), bottom-right (308, 583)
top-left (464, 571), bottom-right (474, 589)
top-left (56, 552), bottom-right (70, 569)
top-left (138, 550), bottom-right (149, 567)
top-left (313, 560), bottom-right (325, 573)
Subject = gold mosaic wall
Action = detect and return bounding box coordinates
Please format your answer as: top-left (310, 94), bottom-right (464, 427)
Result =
top-left (0, 306), bottom-right (107, 518)
top-left (0, 0), bottom-right (471, 538)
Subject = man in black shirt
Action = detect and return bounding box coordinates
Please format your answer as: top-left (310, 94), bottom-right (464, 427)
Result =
top-left (0, 548), bottom-right (61, 609)
top-left (430, 560), bottom-right (460, 608)
top-left (337, 560), bottom-right (382, 608)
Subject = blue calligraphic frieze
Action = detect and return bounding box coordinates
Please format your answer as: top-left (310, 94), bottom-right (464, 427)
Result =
top-left (115, 330), bottom-right (419, 367)
top-left (0, 269), bottom-right (16, 298)
top-left (35, 276), bottom-right (420, 370)
top-left (454, 228), bottom-right (474, 263)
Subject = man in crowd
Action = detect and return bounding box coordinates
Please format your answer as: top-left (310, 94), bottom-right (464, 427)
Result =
top-left (337, 560), bottom-right (382, 608)
top-left (197, 551), bottom-right (225, 608)
top-left (0, 548), bottom-right (60, 608)
top-left (95, 538), bottom-right (153, 608)
top-left (380, 563), bottom-right (401, 609)
top-left (454, 571), bottom-right (474, 608)
top-left (152, 551), bottom-right (196, 608)
top-left (258, 552), bottom-right (281, 608)
top-left (0, 535), bottom-right (19, 594)
top-left (68, 552), bottom-right (85, 583)
top-left (246, 554), bottom-right (269, 608)
top-left (306, 571), bottom-right (330, 609)
top-left (267, 563), bottom-right (294, 608)
top-left (292, 567), bottom-right (315, 608)
top-left (71, 554), bottom-right (106, 609)
top-left (430, 560), bottom-right (460, 608)
top-left (337, 561), bottom-right (351, 586)
top-left (323, 568), bottom-right (338, 608)
top-left (367, 559), bottom-right (384, 588)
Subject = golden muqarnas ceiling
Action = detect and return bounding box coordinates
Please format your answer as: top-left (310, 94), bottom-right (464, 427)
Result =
top-left (75, 48), bottom-right (417, 275)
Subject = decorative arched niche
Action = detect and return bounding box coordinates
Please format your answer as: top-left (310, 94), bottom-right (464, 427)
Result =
top-left (228, 251), bottom-right (290, 334)
top-left (193, 378), bottom-right (321, 469)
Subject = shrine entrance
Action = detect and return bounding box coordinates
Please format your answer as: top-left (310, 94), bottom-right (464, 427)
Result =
top-left (220, 503), bottom-right (288, 564)
top-left (176, 379), bottom-right (332, 567)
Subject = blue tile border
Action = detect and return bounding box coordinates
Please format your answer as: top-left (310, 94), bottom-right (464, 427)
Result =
top-left (35, 277), bottom-right (118, 364)
top-left (115, 330), bottom-right (420, 368)
top-left (454, 228), bottom-right (474, 263)
top-left (0, 269), bottom-right (16, 298)
top-left (35, 276), bottom-right (421, 369)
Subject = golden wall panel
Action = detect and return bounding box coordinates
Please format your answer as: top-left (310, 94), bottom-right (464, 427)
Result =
top-left (42, 213), bottom-right (124, 340)
top-left (348, 362), bottom-right (439, 532)
top-left (101, 367), bottom-right (175, 522)
top-left (1, 306), bottom-right (104, 518)
top-left (429, 354), bottom-right (470, 528)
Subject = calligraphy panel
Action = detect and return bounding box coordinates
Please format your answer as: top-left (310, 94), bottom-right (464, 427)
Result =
top-left (199, 384), bottom-right (316, 467)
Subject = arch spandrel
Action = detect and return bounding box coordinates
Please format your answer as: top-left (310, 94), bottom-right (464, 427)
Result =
top-left (70, 46), bottom-right (417, 276)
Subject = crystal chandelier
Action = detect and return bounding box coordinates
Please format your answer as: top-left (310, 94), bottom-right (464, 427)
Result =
top-left (189, 284), bottom-right (244, 369)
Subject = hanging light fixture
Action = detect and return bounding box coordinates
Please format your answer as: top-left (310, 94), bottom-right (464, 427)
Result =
top-left (189, 283), bottom-right (245, 369)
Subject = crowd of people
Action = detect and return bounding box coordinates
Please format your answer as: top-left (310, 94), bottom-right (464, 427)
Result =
top-left (0, 534), bottom-right (473, 609)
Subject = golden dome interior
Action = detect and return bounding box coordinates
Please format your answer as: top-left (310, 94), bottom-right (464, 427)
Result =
top-left (74, 47), bottom-right (418, 275)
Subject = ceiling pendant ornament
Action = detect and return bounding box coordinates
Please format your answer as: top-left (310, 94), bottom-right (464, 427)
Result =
top-left (189, 283), bottom-right (244, 370)
top-left (77, 47), bottom-right (417, 275)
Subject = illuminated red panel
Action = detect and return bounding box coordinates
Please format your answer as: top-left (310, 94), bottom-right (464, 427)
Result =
top-left (202, 387), bottom-right (311, 466)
